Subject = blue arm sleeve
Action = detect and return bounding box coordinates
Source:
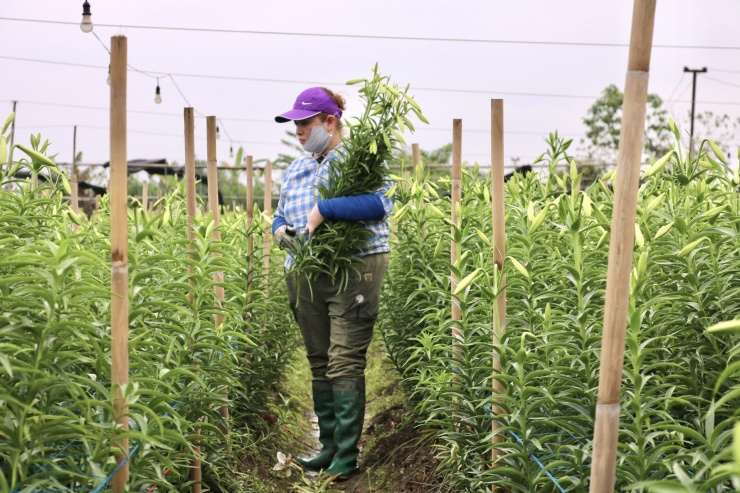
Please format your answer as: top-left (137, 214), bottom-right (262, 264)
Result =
top-left (272, 215), bottom-right (287, 234)
top-left (317, 193), bottom-right (386, 221)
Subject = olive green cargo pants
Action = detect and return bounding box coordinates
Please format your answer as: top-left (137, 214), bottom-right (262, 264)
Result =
top-left (286, 253), bottom-right (389, 381)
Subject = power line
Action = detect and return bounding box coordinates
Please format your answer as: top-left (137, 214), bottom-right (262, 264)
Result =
top-left (705, 75), bottom-right (740, 90)
top-left (5, 55), bottom-right (740, 106)
top-left (2, 16), bottom-right (740, 51)
top-left (80, 34), bottom-right (201, 114)
top-left (13, 120), bottom-right (583, 142)
top-left (7, 99), bottom-right (266, 122)
top-left (14, 124), bottom-right (276, 145)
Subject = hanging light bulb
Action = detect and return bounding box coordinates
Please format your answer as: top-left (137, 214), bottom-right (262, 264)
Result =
top-left (106, 64), bottom-right (110, 86)
top-left (216, 126), bottom-right (221, 140)
top-left (154, 80), bottom-right (162, 104)
top-left (80, 1), bottom-right (93, 33)
top-left (229, 145), bottom-right (234, 158)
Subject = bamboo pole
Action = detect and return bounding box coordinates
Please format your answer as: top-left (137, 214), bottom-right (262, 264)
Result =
top-left (244, 155), bottom-right (255, 359)
top-left (206, 116), bottom-right (224, 312)
top-left (109, 35), bottom-right (129, 493)
top-left (183, 107), bottom-right (201, 493)
top-left (71, 175), bottom-right (79, 233)
top-left (451, 120), bottom-right (462, 359)
top-left (262, 161), bottom-right (273, 289)
top-left (412, 142), bottom-right (422, 180)
top-left (142, 181), bottom-right (148, 217)
top-left (246, 155), bottom-right (254, 271)
top-left (589, 1), bottom-right (656, 491)
top-left (7, 101), bottom-right (16, 167)
top-left (206, 116), bottom-right (228, 426)
top-left (412, 143), bottom-right (427, 239)
top-left (490, 100), bottom-right (506, 467)
top-left (184, 107), bottom-right (197, 286)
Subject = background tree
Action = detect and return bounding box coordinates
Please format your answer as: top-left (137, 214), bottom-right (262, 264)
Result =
top-left (273, 130), bottom-right (302, 168)
top-left (394, 142), bottom-right (454, 186)
top-left (693, 110), bottom-right (740, 158)
top-left (581, 84), bottom-right (671, 164)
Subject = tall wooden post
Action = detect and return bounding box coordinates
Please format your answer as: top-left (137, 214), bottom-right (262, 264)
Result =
top-left (7, 101), bottom-right (16, 167)
top-left (412, 143), bottom-right (422, 180)
top-left (183, 107), bottom-right (201, 493)
top-left (71, 175), bottom-right (79, 233)
top-left (206, 116), bottom-right (228, 425)
top-left (244, 155), bottom-right (255, 356)
top-left (490, 100), bottom-right (506, 467)
top-left (451, 120), bottom-right (462, 358)
top-left (411, 143), bottom-right (427, 239)
top-left (246, 155), bottom-right (254, 269)
top-left (262, 161), bottom-right (273, 288)
top-left (142, 181), bottom-right (148, 217)
top-left (72, 124), bottom-right (77, 178)
top-left (589, 1), bottom-right (656, 491)
top-left (109, 35), bottom-right (129, 493)
top-left (184, 108), bottom-right (197, 294)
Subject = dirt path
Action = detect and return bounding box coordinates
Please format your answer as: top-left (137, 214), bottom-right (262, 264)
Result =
top-left (248, 339), bottom-right (445, 492)
top-left (288, 384), bottom-right (443, 492)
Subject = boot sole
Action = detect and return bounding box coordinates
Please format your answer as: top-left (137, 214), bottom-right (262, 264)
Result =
top-left (293, 458), bottom-right (334, 471)
top-left (323, 468), bottom-right (360, 482)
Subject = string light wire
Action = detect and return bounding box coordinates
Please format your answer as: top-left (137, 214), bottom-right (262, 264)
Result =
top-left (3, 55), bottom-right (740, 107)
top-left (2, 16), bottom-right (740, 51)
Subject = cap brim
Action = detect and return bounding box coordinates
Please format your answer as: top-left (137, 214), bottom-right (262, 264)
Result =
top-left (274, 109), bottom-right (321, 123)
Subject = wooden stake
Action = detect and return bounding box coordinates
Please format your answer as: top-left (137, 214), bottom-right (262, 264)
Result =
top-left (183, 107), bottom-right (201, 493)
top-left (589, 1), bottom-right (656, 491)
top-left (412, 143), bottom-right (422, 180)
top-left (206, 116), bottom-right (228, 426)
top-left (71, 175), bottom-right (79, 233)
top-left (411, 143), bottom-right (428, 239)
top-left (246, 155), bottom-right (254, 270)
top-left (451, 120), bottom-right (462, 358)
top-left (262, 161), bottom-right (273, 289)
top-left (142, 181), bottom-right (148, 217)
top-left (490, 100), bottom-right (506, 467)
top-left (109, 35), bottom-right (129, 493)
top-left (184, 107), bottom-right (197, 289)
top-left (156, 189), bottom-right (162, 212)
top-left (244, 155), bottom-right (255, 358)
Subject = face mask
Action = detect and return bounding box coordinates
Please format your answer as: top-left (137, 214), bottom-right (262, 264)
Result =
top-left (302, 123), bottom-right (331, 155)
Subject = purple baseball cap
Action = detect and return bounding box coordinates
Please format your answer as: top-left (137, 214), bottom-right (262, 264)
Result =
top-left (275, 87), bottom-right (343, 123)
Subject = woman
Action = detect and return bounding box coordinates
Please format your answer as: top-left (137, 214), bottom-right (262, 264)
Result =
top-left (272, 86), bottom-right (392, 480)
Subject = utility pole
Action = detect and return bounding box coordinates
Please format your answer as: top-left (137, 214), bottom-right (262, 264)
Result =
top-left (683, 67), bottom-right (707, 151)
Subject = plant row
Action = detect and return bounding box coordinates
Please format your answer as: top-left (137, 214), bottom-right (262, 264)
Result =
top-left (0, 127), bottom-right (299, 492)
top-left (379, 128), bottom-right (740, 492)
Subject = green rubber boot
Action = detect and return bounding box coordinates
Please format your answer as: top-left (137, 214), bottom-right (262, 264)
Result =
top-left (322, 379), bottom-right (365, 480)
top-left (294, 380), bottom-right (337, 470)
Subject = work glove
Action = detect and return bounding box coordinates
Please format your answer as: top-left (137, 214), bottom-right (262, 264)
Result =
top-left (305, 204), bottom-right (326, 239)
top-left (273, 225), bottom-right (296, 248)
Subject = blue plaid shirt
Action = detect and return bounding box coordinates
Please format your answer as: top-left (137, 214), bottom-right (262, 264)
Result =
top-left (274, 146), bottom-right (393, 269)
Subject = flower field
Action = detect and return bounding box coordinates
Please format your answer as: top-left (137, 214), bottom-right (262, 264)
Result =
top-left (0, 127), bottom-right (299, 492)
top-left (2, 110), bottom-right (740, 493)
top-left (381, 130), bottom-right (740, 492)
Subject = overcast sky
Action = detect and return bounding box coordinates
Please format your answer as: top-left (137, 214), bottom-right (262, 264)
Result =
top-left (2, 1), bottom-right (739, 176)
